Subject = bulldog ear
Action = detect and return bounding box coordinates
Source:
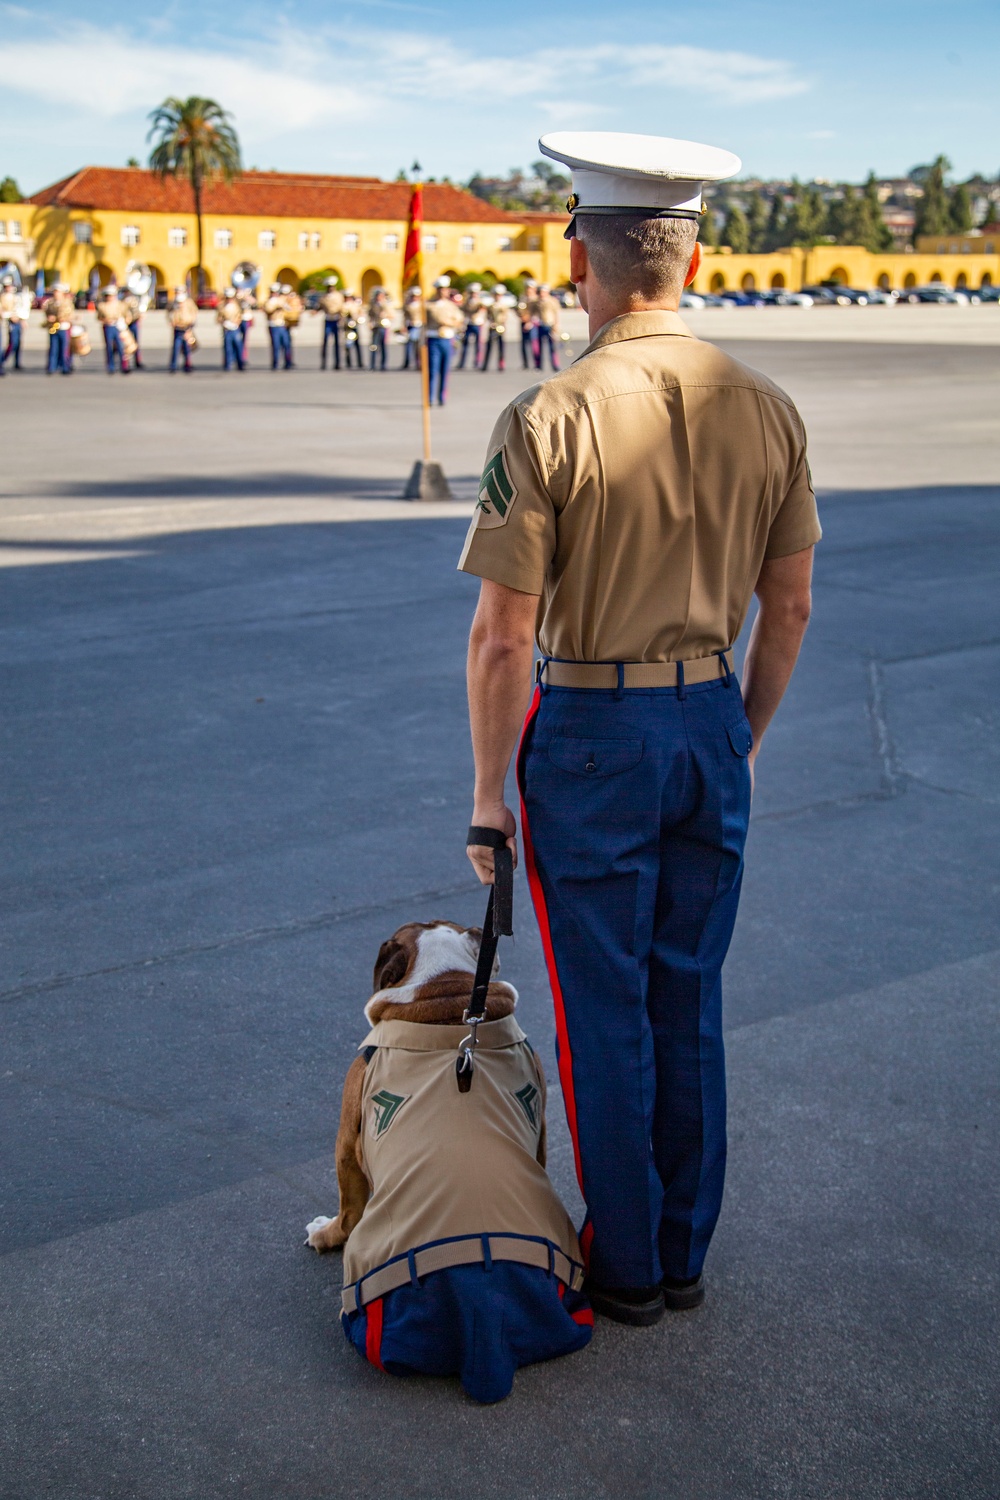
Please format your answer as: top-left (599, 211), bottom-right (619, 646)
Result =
top-left (373, 939), bottom-right (409, 992)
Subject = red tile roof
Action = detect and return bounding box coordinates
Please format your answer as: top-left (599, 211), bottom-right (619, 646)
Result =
top-left (29, 167), bottom-right (518, 224)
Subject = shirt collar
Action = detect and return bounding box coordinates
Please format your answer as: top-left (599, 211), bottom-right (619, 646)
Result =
top-left (581, 309), bottom-right (694, 357)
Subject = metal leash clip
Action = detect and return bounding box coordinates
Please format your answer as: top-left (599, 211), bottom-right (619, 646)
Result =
top-left (458, 828), bottom-right (514, 1093)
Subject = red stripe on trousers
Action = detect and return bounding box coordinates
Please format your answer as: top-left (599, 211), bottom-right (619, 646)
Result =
top-left (365, 1297), bottom-right (385, 1370)
top-left (517, 686), bottom-right (584, 1195)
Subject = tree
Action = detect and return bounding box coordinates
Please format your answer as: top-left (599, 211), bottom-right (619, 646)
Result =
top-left (763, 192), bottom-right (787, 251)
top-left (126, 156), bottom-right (140, 168)
top-left (949, 182), bottom-right (973, 233)
top-left (746, 189), bottom-right (769, 253)
top-left (860, 173), bottom-right (894, 252)
top-left (913, 155), bottom-right (951, 240)
top-left (698, 206), bottom-right (719, 249)
top-left (0, 176), bottom-right (21, 202)
top-left (721, 205), bottom-right (749, 254)
top-left (147, 97), bottom-right (242, 292)
top-left (828, 184), bottom-right (865, 245)
top-left (787, 181), bottom-right (827, 246)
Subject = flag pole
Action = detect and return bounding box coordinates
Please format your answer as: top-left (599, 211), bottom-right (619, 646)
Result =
top-left (403, 182), bottom-right (452, 501)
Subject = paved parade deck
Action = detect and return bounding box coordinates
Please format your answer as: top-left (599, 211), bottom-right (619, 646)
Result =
top-left (2, 327), bottom-right (998, 1497)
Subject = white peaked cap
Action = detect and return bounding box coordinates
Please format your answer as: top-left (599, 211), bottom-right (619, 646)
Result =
top-left (539, 130), bottom-right (741, 220)
top-left (433, 275), bottom-right (451, 288)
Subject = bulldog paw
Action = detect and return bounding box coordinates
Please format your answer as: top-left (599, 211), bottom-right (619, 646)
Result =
top-left (305, 1214), bottom-right (345, 1251)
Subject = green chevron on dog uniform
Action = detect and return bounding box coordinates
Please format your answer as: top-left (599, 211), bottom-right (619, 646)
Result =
top-left (371, 1089), bottom-right (408, 1137)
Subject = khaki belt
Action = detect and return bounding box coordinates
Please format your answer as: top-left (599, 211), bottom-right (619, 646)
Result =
top-left (342, 1233), bottom-right (585, 1314)
top-left (537, 649), bottom-right (734, 691)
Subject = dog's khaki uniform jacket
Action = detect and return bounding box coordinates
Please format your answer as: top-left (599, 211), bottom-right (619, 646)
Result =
top-left (341, 1015), bottom-right (584, 1314)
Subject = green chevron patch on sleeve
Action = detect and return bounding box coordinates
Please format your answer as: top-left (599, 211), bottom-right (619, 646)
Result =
top-left (512, 1081), bottom-right (541, 1130)
top-left (475, 449), bottom-right (517, 528)
top-left (371, 1089), bottom-right (408, 1137)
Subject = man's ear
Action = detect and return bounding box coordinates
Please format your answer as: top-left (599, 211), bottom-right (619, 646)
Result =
top-left (684, 240), bottom-right (703, 288)
top-left (569, 235), bottom-right (588, 289)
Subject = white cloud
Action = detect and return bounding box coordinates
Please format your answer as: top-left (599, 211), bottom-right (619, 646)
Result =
top-left (3, 20), bottom-right (809, 147)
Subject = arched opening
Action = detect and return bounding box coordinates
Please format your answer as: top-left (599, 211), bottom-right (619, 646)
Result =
top-left (361, 268), bottom-right (384, 299)
top-left (298, 266), bottom-right (343, 294)
top-left (187, 264), bottom-right (213, 290)
top-left (275, 265), bottom-right (299, 290)
top-left (828, 266), bottom-right (849, 286)
top-left (955, 272), bottom-right (968, 289)
top-left (878, 273), bottom-right (891, 290)
top-left (516, 268), bottom-right (535, 282)
top-left (88, 261), bottom-right (115, 291)
top-left (710, 272), bottom-right (726, 292)
top-left (770, 271), bottom-right (786, 289)
top-left (143, 264), bottom-right (166, 305)
top-left (929, 269), bottom-right (943, 283)
top-left (903, 272), bottom-right (917, 289)
top-left (741, 272), bottom-right (756, 291)
top-left (981, 272), bottom-right (993, 288)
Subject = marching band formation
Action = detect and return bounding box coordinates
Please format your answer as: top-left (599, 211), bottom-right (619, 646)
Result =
top-left (0, 263), bottom-right (565, 402)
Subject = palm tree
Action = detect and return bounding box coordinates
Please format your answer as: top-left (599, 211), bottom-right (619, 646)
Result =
top-left (147, 97), bottom-right (242, 293)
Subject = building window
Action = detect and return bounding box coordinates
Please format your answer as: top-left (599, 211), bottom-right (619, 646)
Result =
top-left (73, 222), bottom-right (93, 244)
top-left (7, 220), bottom-right (21, 240)
top-left (383, 233), bottom-right (399, 252)
top-left (168, 227), bottom-right (188, 248)
top-left (214, 228), bottom-right (233, 249)
top-left (528, 235), bottom-right (541, 250)
top-left (0, 221), bottom-right (6, 240)
top-left (498, 236), bottom-right (512, 251)
top-left (422, 234), bottom-right (438, 252)
top-left (298, 232), bottom-right (309, 251)
top-left (459, 235), bottom-right (475, 254)
top-left (259, 230), bottom-right (276, 250)
top-left (311, 232), bottom-right (321, 250)
top-left (986, 242), bottom-right (995, 255)
top-left (121, 225), bottom-right (141, 247)
top-left (938, 243), bottom-right (947, 254)
top-left (343, 232), bottom-right (360, 252)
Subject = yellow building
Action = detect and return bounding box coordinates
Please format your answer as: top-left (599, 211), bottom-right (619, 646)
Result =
top-left (18, 167), bottom-right (573, 297)
top-left (691, 242), bottom-right (999, 295)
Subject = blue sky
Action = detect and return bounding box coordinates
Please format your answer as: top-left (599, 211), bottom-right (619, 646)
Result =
top-left (4, 0), bottom-right (998, 193)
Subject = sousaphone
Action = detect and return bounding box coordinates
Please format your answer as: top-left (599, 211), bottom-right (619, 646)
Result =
top-left (232, 261), bottom-right (261, 294)
top-left (125, 260), bottom-right (154, 312)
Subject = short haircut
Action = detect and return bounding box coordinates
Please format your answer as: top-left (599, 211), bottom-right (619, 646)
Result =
top-left (577, 213), bottom-right (698, 302)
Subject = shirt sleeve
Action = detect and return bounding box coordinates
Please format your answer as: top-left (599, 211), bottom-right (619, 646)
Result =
top-left (764, 405), bottom-right (823, 560)
top-left (457, 404), bottom-right (556, 595)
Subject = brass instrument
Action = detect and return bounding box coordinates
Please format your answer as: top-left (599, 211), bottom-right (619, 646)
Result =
top-left (232, 261), bottom-right (261, 295)
top-left (124, 260), bottom-right (154, 313)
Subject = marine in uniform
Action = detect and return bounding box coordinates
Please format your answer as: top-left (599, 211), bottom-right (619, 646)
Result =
top-left (264, 283), bottom-right (291, 369)
top-left (282, 284), bottom-right (302, 365)
top-left (96, 286), bottom-right (130, 374)
top-left (368, 287), bottom-right (395, 371)
top-left (400, 287), bottom-right (423, 370)
top-left (237, 289), bottom-right (255, 363)
top-left (167, 285), bottom-right (198, 373)
top-left (457, 282), bottom-right (487, 369)
top-left (461, 132), bottom-right (821, 1327)
top-left (42, 283), bottom-right (75, 375)
top-left (480, 285), bottom-right (508, 371)
top-left (317, 279), bottom-right (344, 370)
top-left (217, 287), bottom-right (245, 370)
top-left (0, 274), bottom-right (26, 371)
top-left (517, 281), bottom-right (538, 369)
top-left (424, 276), bottom-right (464, 405)
top-left (121, 289), bottom-right (145, 370)
top-left (532, 284), bottom-right (561, 371)
top-left (342, 292), bottom-right (364, 369)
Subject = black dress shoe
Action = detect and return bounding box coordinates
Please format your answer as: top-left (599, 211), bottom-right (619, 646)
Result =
top-left (661, 1273), bottom-right (705, 1310)
top-left (584, 1281), bottom-right (665, 1327)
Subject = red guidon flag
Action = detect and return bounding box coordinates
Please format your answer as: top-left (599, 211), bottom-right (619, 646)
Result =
top-left (403, 182), bottom-right (423, 288)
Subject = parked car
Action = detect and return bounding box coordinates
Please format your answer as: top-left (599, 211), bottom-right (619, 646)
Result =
top-left (897, 285), bottom-right (967, 305)
top-left (801, 285), bottom-right (852, 306)
top-left (720, 290), bottom-right (765, 307)
top-left (679, 291), bottom-right (706, 309)
top-left (697, 293), bottom-right (728, 308)
top-left (759, 290), bottom-right (814, 307)
top-left (863, 288), bottom-right (897, 305)
top-left (975, 283), bottom-right (1000, 303)
top-left (195, 290), bottom-right (219, 309)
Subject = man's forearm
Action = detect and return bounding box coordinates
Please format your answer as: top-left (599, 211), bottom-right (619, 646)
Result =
top-left (467, 629), bottom-right (536, 811)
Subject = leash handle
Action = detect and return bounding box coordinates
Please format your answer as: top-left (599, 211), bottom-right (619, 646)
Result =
top-left (459, 827), bottom-right (515, 1091)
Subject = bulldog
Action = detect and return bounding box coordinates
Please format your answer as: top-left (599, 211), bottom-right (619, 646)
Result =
top-left (305, 919), bottom-right (591, 1404)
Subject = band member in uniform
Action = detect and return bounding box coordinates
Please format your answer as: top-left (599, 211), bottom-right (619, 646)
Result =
top-left (0, 274), bottom-right (25, 371)
top-left (533, 284), bottom-right (562, 371)
top-left (518, 281), bottom-right (539, 369)
top-left (480, 284), bottom-right (508, 371)
top-left (237, 289), bottom-right (255, 363)
top-left (317, 278), bottom-right (344, 369)
top-left (457, 282), bottom-right (487, 369)
top-left (264, 283), bottom-right (289, 369)
top-left (424, 275), bottom-right (464, 405)
top-left (400, 286), bottom-right (423, 369)
top-left (42, 283), bottom-right (75, 375)
top-left (167, 285), bottom-right (198, 373)
top-left (121, 288), bottom-right (145, 369)
top-left (342, 292), bottom-right (363, 369)
top-left (462, 131), bottom-right (820, 1329)
top-left (368, 287), bottom-right (395, 371)
top-left (96, 284), bottom-right (130, 374)
top-left (282, 284), bottom-right (302, 366)
top-left (217, 286), bottom-right (245, 370)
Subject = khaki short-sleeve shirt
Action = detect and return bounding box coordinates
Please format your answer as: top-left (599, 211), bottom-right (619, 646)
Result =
top-left (458, 311), bottom-right (821, 663)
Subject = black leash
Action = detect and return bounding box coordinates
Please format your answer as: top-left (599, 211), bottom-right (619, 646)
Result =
top-left (458, 827), bottom-right (514, 1092)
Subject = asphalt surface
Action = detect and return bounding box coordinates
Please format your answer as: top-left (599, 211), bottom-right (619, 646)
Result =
top-left (1, 332), bottom-right (998, 1499)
